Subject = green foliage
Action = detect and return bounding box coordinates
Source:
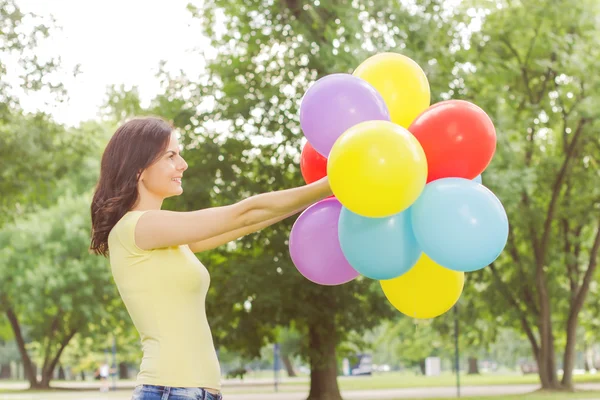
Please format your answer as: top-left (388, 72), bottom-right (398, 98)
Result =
top-left (0, 0), bottom-right (90, 227)
top-left (0, 113), bottom-right (92, 225)
top-left (448, 0), bottom-right (600, 387)
top-left (1, 0), bottom-right (597, 391)
top-left (0, 0), bottom-right (65, 108)
top-left (155, 0), bottom-right (471, 363)
top-left (0, 191), bottom-right (130, 377)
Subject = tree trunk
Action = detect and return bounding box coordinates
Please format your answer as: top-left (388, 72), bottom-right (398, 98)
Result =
top-left (536, 328), bottom-right (561, 389)
top-left (39, 330), bottom-right (77, 389)
top-left (0, 364), bottom-right (10, 379)
top-left (39, 373), bottom-right (52, 388)
top-left (560, 311), bottom-right (579, 390)
top-left (282, 354), bottom-right (297, 377)
top-left (119, 362), bottom-right (129, 379)
top-left (584, 345), bottom-right (593, 373)
top-left (58, 365), bottom-right (66, 380)
top-left (535, 256), bottom-right (561, 390)
top-left (4, 308), bottom-right (41, 388)
top-left (467, 357), bottom-right (479, 375)
top-left (563, 225), bottom-right (600, 388)
top-left (307, 319), bottom-right (342, 400)
top-left (419, 359), bottom-right (426, 375)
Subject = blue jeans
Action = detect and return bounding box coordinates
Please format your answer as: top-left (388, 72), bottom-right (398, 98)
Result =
top-left (131, 384), bottom-right (223, 400)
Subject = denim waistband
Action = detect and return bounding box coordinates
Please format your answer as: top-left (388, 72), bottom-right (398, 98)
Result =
top-left (137, 384), bottom-right (222, 400)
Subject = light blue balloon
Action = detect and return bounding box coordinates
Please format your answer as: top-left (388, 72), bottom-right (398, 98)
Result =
top-left (411, 178), bottom-right (509, 272)
top-left (338, 206), bottom-right (421, 280)
top-left (473, 174), bottom-right (482, 184)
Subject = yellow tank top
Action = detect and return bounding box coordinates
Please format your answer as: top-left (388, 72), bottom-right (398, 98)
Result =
top-left (107, 211), bottom-right (221, 389)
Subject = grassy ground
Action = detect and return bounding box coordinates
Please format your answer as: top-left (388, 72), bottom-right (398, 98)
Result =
top-left (0, 389), bottom-right (599, 400)
top-left (331, 371), bottom-right (600, 390)
top-left (394, 392), bottom-right (600, 400)
top-left (2, 372), bottom-right (600, 396)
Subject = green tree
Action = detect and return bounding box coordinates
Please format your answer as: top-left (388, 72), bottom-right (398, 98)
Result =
top-left (455, 0), bottom-right (600, 390)
top-left (0, 0), bottom-right (80, 226)
top-left (0, 0), bottom-right (65, 109)
top-left (276, 325), bottom-right (303, 377)
top-left (179, 2), bottom-right (468, 399)
top-left (375, 318), bottom-right (450, 374)
top-left (97, 1), bottom-right (474, 398)
top-left (0, 191), bottom-right (130, 388)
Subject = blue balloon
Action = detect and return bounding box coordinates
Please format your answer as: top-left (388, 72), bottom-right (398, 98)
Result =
top-left (338, 206), bottom-right (421, 280)
top-left (473, 174), bottom-right (482, 184)
top-left (411, 178), bottom-right (508, 272)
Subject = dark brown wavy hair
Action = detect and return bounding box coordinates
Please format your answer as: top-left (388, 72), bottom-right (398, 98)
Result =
top-left (90, 117), bottom-right (174, 257)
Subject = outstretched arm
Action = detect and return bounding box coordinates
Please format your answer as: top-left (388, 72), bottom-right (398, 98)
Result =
top-left (133, 177), bottom-right (332, 251)
top-left (188, 207), bottom-right (303, 253)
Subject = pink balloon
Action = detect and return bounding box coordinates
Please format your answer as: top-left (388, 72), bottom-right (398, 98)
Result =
top-left (289, 198), bottom-right (359, 285)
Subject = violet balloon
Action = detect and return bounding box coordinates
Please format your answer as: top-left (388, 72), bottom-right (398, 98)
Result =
top-left (299, 73), bottom-right (390, 156)
top-left (289, 198), bottom-right (360, 285)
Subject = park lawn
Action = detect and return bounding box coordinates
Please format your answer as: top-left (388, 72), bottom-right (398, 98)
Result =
top-left (393, 391), bottom-right (600, 400)
top-left (2, 372), bottom-right (600, 395)
top-left (329, 372), bottom-right (600, 391)
top-left (0, 389), bottom-right (600, 400)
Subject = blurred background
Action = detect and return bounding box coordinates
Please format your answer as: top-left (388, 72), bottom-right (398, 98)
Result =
top-left (0, 0), bottom-right (599, 399)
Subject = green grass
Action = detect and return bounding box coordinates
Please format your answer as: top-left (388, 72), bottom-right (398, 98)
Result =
top-left (272, 371), bottom-right (600, 391)
top-left (392, 391), bottom-right (600, 400)
top-left (1, 389), bottom-right (599, 400)
top-left (335, 371), bottom-right (539, 390)
top-left (2, 372), bottom-right (600, 396)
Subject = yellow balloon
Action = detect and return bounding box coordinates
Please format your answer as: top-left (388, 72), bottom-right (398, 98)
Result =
top-left (353, 52), bottom-right (430, 128)
top-left (327, 120), bottom-right (427, 217)
top-left (380, 254), bottom-right (464, 319)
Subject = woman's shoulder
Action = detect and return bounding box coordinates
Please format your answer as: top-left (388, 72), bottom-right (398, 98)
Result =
top-left (111, 210), bottom-right (145, 233)
top-left (108, 210), bottom-right (151, 254)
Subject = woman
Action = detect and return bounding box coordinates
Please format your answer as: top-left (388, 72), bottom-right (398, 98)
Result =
top-left (90, 117), bottom-right (332, 400)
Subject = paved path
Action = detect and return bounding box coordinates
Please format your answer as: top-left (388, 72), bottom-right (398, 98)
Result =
top-left (1, 383), bottom-right (600, 400)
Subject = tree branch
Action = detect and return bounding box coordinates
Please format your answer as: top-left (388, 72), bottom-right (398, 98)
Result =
top-left (506, 233), bottom-right (539, 316)
top-left (42, 311), bottom-right (62, 373)
top-left (46, 329), bottom-right (78, 382)
top-left (573, 224), bottom-right (584, 284)
top-left (500, 36), bottom-right (523, 65)
top-left (571, 220), bottom-right (600, 318)
top-left (2, 300), bottom-right (37, 386)
top-left (521, 192), bottom-right (542, 265)
top-left (562, 218), bottom-right (577, 296)
top-left (540, 118), bottom-right (588, 266)
top-left (536, 62), bottom-right (555, 104)
top-left (500, 36), bottom-right (536, 104)
top-left (488, 263), bottom-right (540, 356)
top-left (557, 80), bottom-right (586, 152)
top-left (523, 18), bottom-right (543, 67)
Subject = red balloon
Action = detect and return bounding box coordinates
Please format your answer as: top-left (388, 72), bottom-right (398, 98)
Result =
top-left (300, 141), bottom-right (328, 184)
top-left (408, 100), bottom-right (496, 183)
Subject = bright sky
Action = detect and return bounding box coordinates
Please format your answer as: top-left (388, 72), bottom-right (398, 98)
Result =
top-left (14, 0), bottom-right (213, 127)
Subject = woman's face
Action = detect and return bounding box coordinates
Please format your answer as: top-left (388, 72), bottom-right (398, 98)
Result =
top-left (139, 132), bottom-right (189, 199)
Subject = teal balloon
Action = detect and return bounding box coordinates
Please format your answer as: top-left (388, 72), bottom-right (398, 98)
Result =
top-left (338, 206), bottom-right (421, 280)
top-left (411, 178), bottom-right (508, 272)
top-left (473, 174), bottom-right (482, 184)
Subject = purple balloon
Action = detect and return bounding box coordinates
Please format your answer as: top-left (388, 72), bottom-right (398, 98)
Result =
top-left (299, 73), bottom-right (390, 157)
top-left (289, 198), bottom-right (360, 285)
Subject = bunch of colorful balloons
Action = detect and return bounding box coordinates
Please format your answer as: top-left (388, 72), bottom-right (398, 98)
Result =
top-left (289, 52), bottom-right (509, 320)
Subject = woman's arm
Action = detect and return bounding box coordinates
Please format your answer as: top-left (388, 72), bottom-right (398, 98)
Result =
top-left (134, 177), bottom-right (332, 251)
top-left (188, 208), bottom-right (303, 253)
